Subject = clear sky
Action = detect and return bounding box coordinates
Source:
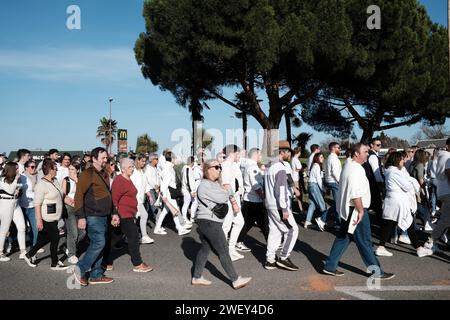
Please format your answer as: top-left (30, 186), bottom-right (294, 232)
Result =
top-left (0, 0), bottom-right (448, 158)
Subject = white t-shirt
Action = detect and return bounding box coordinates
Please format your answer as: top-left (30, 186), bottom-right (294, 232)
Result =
top-left (309, 163), bottom-right (323, 191)
top-left (337, 159), bottom-right (371, 221)
top-left (436, 150), bottom-right (450, 198)
top-left (324, 153), bottom-right (342, 184)
top-left (291, 157), bottom-right (302, 182)
top-left (220, 160), bottom-right (244, 197)
top-left (56, 165), bottom-right (69, 184)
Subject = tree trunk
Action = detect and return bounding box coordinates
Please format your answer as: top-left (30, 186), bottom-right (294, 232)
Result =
top-left (360, 128), bottom-right (375, 144)
top-left (243, 112), bottom-right (248, 152)
top-left (285, 112), bottom-right (292, 146)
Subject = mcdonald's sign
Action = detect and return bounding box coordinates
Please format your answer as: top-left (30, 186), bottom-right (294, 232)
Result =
top-left (118, 129), bottom-right (128, 140)
top-left (118, 129), bottom-right (128, 153)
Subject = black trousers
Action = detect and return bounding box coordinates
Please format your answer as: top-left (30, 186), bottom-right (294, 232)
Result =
top-left (379, 219), bottom-right (419, 248)
top-left (238, 201), bottom-right (268, 242)
top-left (28, 220), bottom-right (60, 266)
top-left (106, 218), bottom-right (143, 267)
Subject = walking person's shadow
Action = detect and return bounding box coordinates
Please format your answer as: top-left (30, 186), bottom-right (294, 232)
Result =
top-left (181, 231), bottom-right (231, 285)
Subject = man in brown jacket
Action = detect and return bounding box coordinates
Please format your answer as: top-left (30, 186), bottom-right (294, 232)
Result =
top-left (74, 147), bottom-right (118, 286)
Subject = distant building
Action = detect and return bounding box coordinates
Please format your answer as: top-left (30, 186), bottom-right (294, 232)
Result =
top-left (7, 151), bottom-right (85, 162)
top-left (416, 138), bottom-right (447, 154)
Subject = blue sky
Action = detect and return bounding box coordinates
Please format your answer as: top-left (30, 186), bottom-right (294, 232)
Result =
top-left (0, 0), bottom-right (448, 158)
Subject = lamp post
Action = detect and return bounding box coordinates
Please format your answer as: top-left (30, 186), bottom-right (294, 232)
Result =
top-left (108, 98), bottom-right (113, 155)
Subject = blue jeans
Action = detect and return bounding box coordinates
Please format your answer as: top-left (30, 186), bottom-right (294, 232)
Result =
top-left (77, 216), bottom-right (107, 279)
top-left (429, 179), bottom-right (437, 213)
top-left (326, 182), bottom-right (341, 224)
top-left (306, 183), bottom-right (327, 223)
top-left (22, 207), bottom-right (38, 246)
top-left (324, 208), bottom-right (384, 275)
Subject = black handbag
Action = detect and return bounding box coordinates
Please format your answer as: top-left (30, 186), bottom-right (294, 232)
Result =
top-left (197, 196), bottom-right (229, 219)
top-left (46, 203), bottom-right (57, 214)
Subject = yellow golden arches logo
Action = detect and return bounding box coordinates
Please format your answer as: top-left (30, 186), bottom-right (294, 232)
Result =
top-left (118, 129), bottom-right (127, 140)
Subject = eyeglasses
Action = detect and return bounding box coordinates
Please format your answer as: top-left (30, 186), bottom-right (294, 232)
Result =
top-left (209, 165), bottom-right (222, 171)
top-left (28, 166), bottom-right (36, 169)
top-left (375, 144), bottom-right (381, 147)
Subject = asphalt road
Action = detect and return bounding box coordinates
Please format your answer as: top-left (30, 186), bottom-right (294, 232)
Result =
top-left (1, 213), bottom-right (449, 301)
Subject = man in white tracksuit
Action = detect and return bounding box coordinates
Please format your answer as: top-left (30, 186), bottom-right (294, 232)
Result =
top-left (264, 140), bottom-right (299, 271)
top-left (221, 145), bottom-right (245, 261)
top-left (181, 156), bottom-right (198, 224)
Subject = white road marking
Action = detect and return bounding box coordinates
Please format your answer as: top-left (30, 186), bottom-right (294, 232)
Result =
top-left (335, 285), bottom-right (450, 300)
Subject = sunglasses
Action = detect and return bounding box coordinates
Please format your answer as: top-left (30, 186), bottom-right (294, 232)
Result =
top-left (375, 144), bottom-right (381, 147)
top-left (209, 165), bottom-right (222, 171)
top-left (28, 166), bottom-right (36, 169)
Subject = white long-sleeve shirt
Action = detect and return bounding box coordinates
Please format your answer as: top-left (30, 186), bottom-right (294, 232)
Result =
top-left (131, 169), bottom-right (150, 204)
top-left (145, 164), bottom-right (160, 190)
top-left (309, 163), bottom-right (324, 191)
top-left (243, 159), bottom-right (263, 203)
top-left (324, 153), bottom-right (342, 184)
top-left (368, 152), bottom-right (384, 183)
top-left (160, 162), bottom-right (177, 197)
top-left (181, 165), bottom-right (196, 193)
top-left (192, 163), bottom-right (203, 191)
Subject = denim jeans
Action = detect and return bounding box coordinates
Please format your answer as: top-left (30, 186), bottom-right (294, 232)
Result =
top-left (193, 219), bottom-right (239, 282)
top-left (77, 216), bottom-right (107, 279)
top-left (22, 207), bottom-right (38, 247)
top-left (306, 183), bottom-right (327, 223)
top-left (428, 179), bottom-right (437, 213)
top-left (324, 208), bottom-right (384, 275)
top-left (326, 182), bottom-right (341, 224)
top-left (416, 202), bottom-right (431, 225)
top-left (65, 205), bottom-right (86, 257)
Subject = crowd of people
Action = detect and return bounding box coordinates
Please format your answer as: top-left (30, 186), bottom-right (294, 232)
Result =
top-left (0, 136), bottom-right (449, 289)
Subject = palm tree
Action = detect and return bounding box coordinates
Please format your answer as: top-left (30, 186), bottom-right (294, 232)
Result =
top-left (97, 117), bottom-right (118, 152)
top-left (136, 133), bottom-right (158, 154)
top-left (292, 132), bottom-right (313, 157)
top-left (188, 97), bottom-right (210, 156)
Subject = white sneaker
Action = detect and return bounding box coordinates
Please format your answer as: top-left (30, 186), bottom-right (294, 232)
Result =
top-left (304, 221), bottom-right (312, 229)
top-left (0, 254), bottom-right (10, 262)
top-left (375, 246), bottom-right (393, 257)
top-left (398, 234), bottom-right (411, 245)
top-left (141, 235), bottom-right (155, 244)
top-left (19, 251), bottom-right (27, 260)
top-left (235, 242), bottom-right (251, 252)
top-left (315, 217), bottom-right (325, 232)
top-left (37, 248), bottom-right (45, 254)
top-left (431, 210), bottom-right (436, 217)
top-left (417, 246), bottom-right (433, 258)
top-left (424, 239), bottom-right (435, 250)
top-left (6, 243), bottom-right (12, 254)
top-left (232, 276), bottom-right (252, 289)
top-left (153, 228), bottom-right (167, 235)
top-left (51, 261), bottom-right (69, 271)
top-left (424, 221), bottom-right (434, 232)
top-left (68, 255), bottom-right (79, 264)
top-left (178, 228), bottom-right (191, 236)
top-left (230, 250), bottom-right (244, 262)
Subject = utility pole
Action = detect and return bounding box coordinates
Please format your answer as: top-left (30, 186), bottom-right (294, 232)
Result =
top-left (109, 98), bottom-right (113, 155)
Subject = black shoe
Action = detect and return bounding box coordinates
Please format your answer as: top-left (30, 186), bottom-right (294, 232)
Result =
top-left (264, 261), bottom-right (277, 270)
top-left (323, 269), bottom-right (345, 277)
top-left (276, 258), bottom-right (299, 271)
top-left (24, 253), bottom-right (37, 268)
top-left (371, 272), bottom-right (395, 280)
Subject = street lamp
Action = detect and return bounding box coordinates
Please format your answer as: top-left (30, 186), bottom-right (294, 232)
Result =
top-left (108, 98), bottom-right (113, 155)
